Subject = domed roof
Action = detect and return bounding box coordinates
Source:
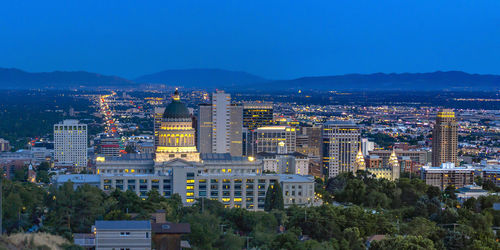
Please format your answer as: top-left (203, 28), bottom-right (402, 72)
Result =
top-left (163, 89), bottom-right (190, 119)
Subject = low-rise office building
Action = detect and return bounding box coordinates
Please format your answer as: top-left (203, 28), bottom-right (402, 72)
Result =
top-left (421, 163), bottom-right (474, 190)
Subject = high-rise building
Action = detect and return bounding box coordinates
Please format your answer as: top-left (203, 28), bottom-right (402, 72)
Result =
top-left (197, 91), bottom-right (243, 156)
top-left (296, 126), bottom-right (322, 158)
top-left (54, 120), bottom-right (88, 170)
top-left (322, 121), bottom-right (360, 178)
top-left (432, 109), bottom-right (458, 167)
top-left (242, 103), bottom-right (273, 130)
top-left (153, 107), bottom-right (166, 147)
top-left (253, 126), bottom-right (297, 154)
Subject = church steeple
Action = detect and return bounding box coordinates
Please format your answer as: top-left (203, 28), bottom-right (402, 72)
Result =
top-left (354, 145), bottom-right (366, 172)
top-left (388, 149), bottom-right (400, 181)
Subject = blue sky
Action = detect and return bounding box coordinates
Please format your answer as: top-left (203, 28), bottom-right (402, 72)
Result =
top-left (0, 1), bottom-right (499, 79)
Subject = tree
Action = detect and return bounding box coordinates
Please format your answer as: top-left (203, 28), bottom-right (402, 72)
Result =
top-left (482, 179), bottom-right (498, 192)
top-left (36, 162), bottom-right (51, 183)
top-left (444, 185), bottom-right (457, 200)
top-left (369, 235), bottom-right (435, 250)
top-left (426, 186), bottom-right (441, 200)
top-left (264, 183), bottom-right (284, 211)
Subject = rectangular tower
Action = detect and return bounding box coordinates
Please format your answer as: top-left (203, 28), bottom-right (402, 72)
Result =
top-left (432, 109), bottom-right (458, 167)
top-left (54, 120), bottom-right (88, 170)
top-left (242, 103), bottom-right (274, 130)
top-left (322, 121), bottom-right (360, 178)
top-left (197, 91), bottom-right (242, 156)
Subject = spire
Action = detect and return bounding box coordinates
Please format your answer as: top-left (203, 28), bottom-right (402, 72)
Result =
top-left (389, 148), bottom-right (400, 181)
top-left (173, 88), bottom-right (180, 101)
top-left (354, 146), bottom-right (366, 172)
top-left (388, 149), bottom-right (399, 168)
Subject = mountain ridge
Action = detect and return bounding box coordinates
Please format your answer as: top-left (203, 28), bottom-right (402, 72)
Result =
top-left (0, 67), bottom-right (498, 91)
top-left (135, 68), bottom-right (267, 88)
top-left (0, 68), bottom-right (133, 88)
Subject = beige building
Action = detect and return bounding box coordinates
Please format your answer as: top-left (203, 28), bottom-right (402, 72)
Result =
top-left (259, 152), bottom-right (309, 175)
top-left (432, 109), bottom-right (458, 167)
top-left (197, 91), bottom-right (243, 157)
top-left (54, 120), bottom-right (88, 171)
top-left (421, 163), bottom-right (474, 190)
top-left (254, 126), bottom-right (297, 154)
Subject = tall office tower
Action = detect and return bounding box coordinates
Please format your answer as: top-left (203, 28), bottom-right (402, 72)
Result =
top-left (322, 121), bottom-right (360, 178)
top-left (296, 125), bottom-right (322, 158)
top-left (154, 107), bottom-right (166, 146)
top-left (242, 103), bottom-right (273, 129)
top-left (54, 120), bottom-right (88, 170)
top-left (197, 91), bottom-right (243, 156)
top-left (242, 128), bottom-right (252, 156)
top-left (253, 126), bottom-right (297, 154)
top-left (432, 109), bottom-right (458, 167)
top-left (360, 138), bottom-right (374, 157)
top-left (155, 90), bottom-right (200, 163)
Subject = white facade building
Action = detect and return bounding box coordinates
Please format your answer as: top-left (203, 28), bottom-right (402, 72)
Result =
top-left (361, 138), bottom-right (374, 157)
top-left (260, 152), bottom-right (309, 175)
top-left (54, 120), bottom-right (88, 170)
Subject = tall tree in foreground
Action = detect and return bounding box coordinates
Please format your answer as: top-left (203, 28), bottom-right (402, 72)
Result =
top-left (264, 182), bottom-right (284, 211)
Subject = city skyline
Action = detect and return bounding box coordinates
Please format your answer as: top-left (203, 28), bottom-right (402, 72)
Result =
top-left (1, 1), bottom-right (499, 249)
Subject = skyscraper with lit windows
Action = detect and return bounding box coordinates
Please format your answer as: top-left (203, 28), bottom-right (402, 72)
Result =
top-left (322, 121), bottom-right (360, 178)
top-left (432, 109), bottom-right (458, 167)
top-left (54, 120), bottom-right (88, 170)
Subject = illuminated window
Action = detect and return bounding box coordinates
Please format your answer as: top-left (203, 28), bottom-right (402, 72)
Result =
top-left (186, 192), bottom-right (194, 196)
top-left (186, 199), bottom-right (194, 203)
top-left (186, 186), bottom-right (194, 190)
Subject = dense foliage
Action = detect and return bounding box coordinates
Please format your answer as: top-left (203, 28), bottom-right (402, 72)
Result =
top-left (2, 170), bottom-right (500, 249)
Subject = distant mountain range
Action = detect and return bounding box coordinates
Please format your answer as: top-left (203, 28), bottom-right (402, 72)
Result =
top-left (135, 68), bottom-right (267, 88)
top-left (0, 67), bottom-right (498, 91)
top-left (0, 68), bottom-right (133, 89)
top-left (263, 71), bottom-right (500, 91)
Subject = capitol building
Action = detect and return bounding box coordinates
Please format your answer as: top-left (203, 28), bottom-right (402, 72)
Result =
top-left (61, 90), bottom-right (315, 211)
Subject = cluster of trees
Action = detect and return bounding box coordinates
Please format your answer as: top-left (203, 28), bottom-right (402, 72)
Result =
top-left (323, 171), bottom-right (500, 249)
top-left (3, 170), bottom-right (500, 249)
